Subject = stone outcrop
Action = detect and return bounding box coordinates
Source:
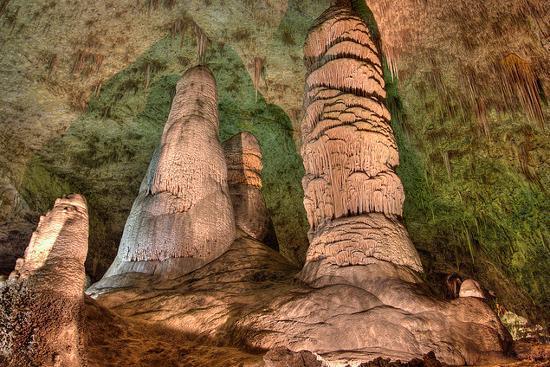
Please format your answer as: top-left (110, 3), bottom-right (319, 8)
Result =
top-left (0, 194), bottom-right (88, 367)
top-left (103, 66), bottom-right (235, 279)
top-left (299, 1), bottom-right (423, 282)
top-left (460, 278), bottom-right (485, 299)
top-left (223, 132), bottom-right (277, 247)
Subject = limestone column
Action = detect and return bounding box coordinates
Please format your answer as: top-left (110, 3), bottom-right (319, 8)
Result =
top-left (0, 194), bottom-right (88, 367)
top-left (300, 3), bottom-right (423, 279)
top-left (104, 66), bottom-right (235, 279)
top-left (223, 132), bottom-right (278, 249)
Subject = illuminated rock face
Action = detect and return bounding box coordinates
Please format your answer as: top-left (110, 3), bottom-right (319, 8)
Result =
top-left (223, 132), bottom-right (271, 242)
top-left (0, 194), bottom-right (88, 367)
top-left (104, 66), bottom-right (235, 279)
top-left (300, 3), bottom-right (423, 278)
top-left (460, 279), bottom-right (485, 299)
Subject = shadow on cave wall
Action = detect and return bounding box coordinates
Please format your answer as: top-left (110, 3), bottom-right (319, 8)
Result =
top-left (18, 34), bottom-right (308, 281)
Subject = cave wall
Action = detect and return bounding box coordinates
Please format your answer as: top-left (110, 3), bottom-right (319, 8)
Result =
top-left (0, 0), bottom-right (548, 322)
top-left (363, 0), bottom-right (549, 322)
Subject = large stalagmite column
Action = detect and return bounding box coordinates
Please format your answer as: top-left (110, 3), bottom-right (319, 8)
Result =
top-left (104, 66), bottom-right (235, 279)
top-left (300, 2), bottom-right (423, 280)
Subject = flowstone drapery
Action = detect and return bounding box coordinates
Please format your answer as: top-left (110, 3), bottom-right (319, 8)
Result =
top-left (103, 66), bottom-right (235, 279)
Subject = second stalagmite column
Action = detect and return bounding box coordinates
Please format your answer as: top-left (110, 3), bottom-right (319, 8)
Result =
top-left (223, 132), bottom-right (274, 244)
top-left (104, 66), bottom-right (235, 279)
top-left (300, 2), bottom-right (423, 279)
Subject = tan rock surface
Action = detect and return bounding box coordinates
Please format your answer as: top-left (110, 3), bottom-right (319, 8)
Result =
top-left (460, 278), bottom-right (485, 299)
top-left (104, 66), bottom-right (235, 279)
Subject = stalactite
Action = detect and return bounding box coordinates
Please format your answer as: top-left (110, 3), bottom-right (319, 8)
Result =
top-left (72, 50), bottom-right (86, 74)
top-left (193, 23), bottom-right (209, 65)
top-left (71, 50), bottom-right (105, 75)
top-left (441, 151), bottom-right (451, 179)
top-left (46, 53), bottom-right (58, 77)
top-left (252, 56), bottom-right (265, 102)
top-left (300, 3), bottom-right (423, 273)
top-left (0, 0), bottom-right (11, 17)
top-left (144, 63), bottom-right (151, 89)
top-left (146, 0), bottom-right (160, 13)
top-left (499, 53), bottom-right (545, 129)
top-left (466, 73), bottom-right (491, 138)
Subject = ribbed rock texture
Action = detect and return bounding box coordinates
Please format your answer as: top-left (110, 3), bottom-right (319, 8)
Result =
top-left (300, 2), bottom-right (423, 278)
top-left (223, 132), bottom-right (275, 245)
top-left (0, 194), bottom-right (88, 367)
top-left (103, 66), bottom-right (235, 279)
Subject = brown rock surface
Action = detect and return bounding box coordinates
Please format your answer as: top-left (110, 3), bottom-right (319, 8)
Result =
top-left (263, 347), bottom-right (322, 367)
top-left (88, 235), bottom-right (512, 366)
top-left (103, 66), bottom-right (235, 279)
top-left (0, 194), bottom-right (88, 367)
top-left (83, 296), bottom-right (264, 367)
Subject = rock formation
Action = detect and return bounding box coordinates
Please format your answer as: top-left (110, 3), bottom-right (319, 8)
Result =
top-left (0, 194), bottom-right (88, 367)
top-left (299, 0), bottom-right (422, 283)
top-left (263, 347), bottom-right (322, 367)
top-left (87, 5), bottom-right (512, 366)
top-left (460, 278), bottom-right (486, 299)
top-left (223, 132), bottom-right (276, 247)
top-left (103, 66), bottom-right (235, 279)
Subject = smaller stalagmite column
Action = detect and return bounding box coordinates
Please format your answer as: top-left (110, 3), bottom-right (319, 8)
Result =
top-left (9, 194), bottom-right (89, 295)
top-left (104, 66), bottom-right (235, 279)
top-left (300, 2), bottom-right (423, 280)
top-left (223, 132), bottom-right (277, 247)
top-left (0, 194), bottom-right (88, 367)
